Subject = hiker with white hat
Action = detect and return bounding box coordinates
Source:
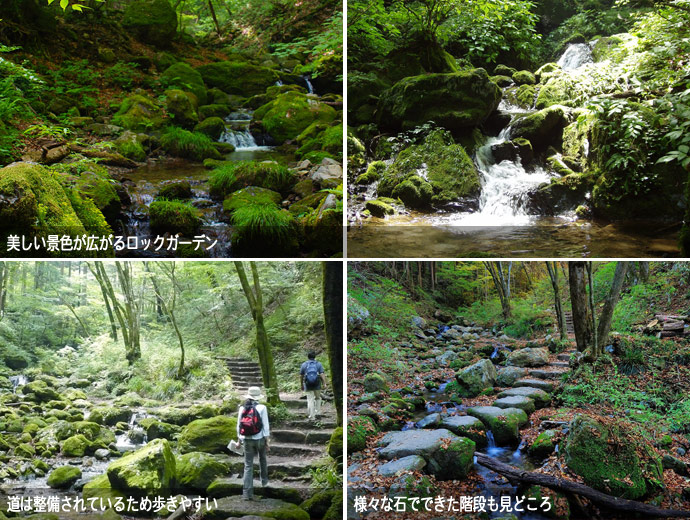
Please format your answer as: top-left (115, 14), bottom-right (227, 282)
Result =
top-left (236, 386), bottom-right (270, 501)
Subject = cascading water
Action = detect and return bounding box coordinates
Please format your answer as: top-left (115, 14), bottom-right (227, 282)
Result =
top-left (303, 75), bottom-right (315, 94)
top-left (9, 375), bottom-right (27, 394)
top-left (557, 42), bottom-right (593, 70)
top-left (220, 110), bottom-right (270, 151)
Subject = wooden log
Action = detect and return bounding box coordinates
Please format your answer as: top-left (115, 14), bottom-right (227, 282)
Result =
top-left (663, 322), bottom-right (685, 332)
top-left (474, 452), bottom-right (690, 518)
top-left (656, 314), bottom-right (690, 323)
top-left (660, 330), bottom-right (680, 338)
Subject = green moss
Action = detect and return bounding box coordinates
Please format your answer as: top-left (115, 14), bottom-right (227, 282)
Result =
top-left (223, 186), bottom-right (282, 213)
top-left (231, 204), bottom-right (297, 254)
top-left (592, 36), bottom-right (625, 63)
top-left (82, 474), bottom-right (126, 502)
top-left (434, 437), bottom-right (475, 480)
top-left (194, 117), bottom-right (226, 140)
top-left (62, 434), bottom-right (89, 457)
top-left (178, 416), bottom-right (237, 453)
top-left (513, 70), bottom-right (536, 85)
top-left (564, 415), bottom-right (663, 499)
top-left (288, 191), bottom-right (327, 216)
top-left (114, 131), bottom-right (147, 162)
top-left (297, 123), bottom-right (343, 160)
top-left (536, 74), bottom-right (576, 109)
top-left (365, 199), bottom-right (395, 217)
top-left (301, 490), bottom-right (338, 519)
top-left (198, 104), bottom-right (231, 120)
top-left (157, 181), bottom-right (193, 200)
top-left (511, 106), bottom-right (569, 151)
top-left (47, 466), bottom-right (82, 489)
top-left (356, 161), bottom-right (386, 185)
top-left (107, 438), bottom-right (176, 496)
top-left (209, 161), bottom-right (294, 198)
top-left (176, 452), bottom-right (230, 492)
top-left (529, 429), bottom-right (557, 457)
top-left (196, 61), bottom-right (279, 97)
top-left (327, 427), bottom-right (343, 461)
top-left (347, 415), bottom-right (377, 454)
top-left (160, 127), bottom-right (222, 161)
top-left (113, 94), bottom-right (165, 132)
top-left (253, 91), bottom-right (337, 143)
top-left (494, 64), bottom-right (517, 76)
top-left (149, 200), bottom-right (201, 236)
top-left (506, 84), bottom-right (536, 109)
top-left (161, 63), bottom-right (208, 105)
top-left (122, 0), bottom-right (177, 48)
top-left (379, 128), bottom-right (480, 207)
top-left (165, 89), bottom-right (199, 129)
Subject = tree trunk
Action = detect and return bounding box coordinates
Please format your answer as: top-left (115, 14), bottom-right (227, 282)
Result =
top-left (546, 262), bottom-right (567, 340)
top-left (207, 0), bottom-right (221, 34)
top-left (586, 262), bottom-right (597, 359)
top-left (569, 261), bottom-right (592, 352)
top-left (484, 262), bottom-right (511, 318)
top-left (596, 261), bottom-right (629, 349)
top-left (115, 262), bottom-right (141, 364)
top-left (234, 261), bottom-right (280, 405)
top-left (322, 261), bottom-right (342, 426)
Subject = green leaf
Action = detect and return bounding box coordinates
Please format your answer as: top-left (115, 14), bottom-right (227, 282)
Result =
top-left (71, 3), bottom-right (82, 10)
top-left (60, 0), bottom-right (68, 8)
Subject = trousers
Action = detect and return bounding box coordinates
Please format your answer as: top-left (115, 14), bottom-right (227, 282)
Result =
top-left (242, 437), bottom-right (268, 498)
top-left (306, 389), bottom-right (322, 419)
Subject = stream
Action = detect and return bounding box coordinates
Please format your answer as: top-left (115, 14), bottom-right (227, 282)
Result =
top-left (348, 43), bottom-right (681, 257)
top-left (119, 110), bottom-right (293, 258)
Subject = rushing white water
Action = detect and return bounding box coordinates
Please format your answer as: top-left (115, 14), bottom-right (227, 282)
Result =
top-left (221, 111), bottom-right (271, 151)
top-left (557, 43), bottom-right (593, 71)
top-left (303, 75), bottom-right (315, 94)
top-left (9, 375), bottom-right (27, 394)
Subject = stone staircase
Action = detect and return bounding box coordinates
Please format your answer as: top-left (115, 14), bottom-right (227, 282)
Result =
top-left (213, 395), bottom-right (338, 502)
top-left (564, 310), bottom-right (575, 337)
top-left (221, 357), bottom-right (264, 393)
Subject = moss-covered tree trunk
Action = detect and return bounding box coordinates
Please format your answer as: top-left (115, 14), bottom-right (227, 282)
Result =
top-left (569, 261), bottom-right (592, 353)
top-left (322, 261), bottom-right (342, 426)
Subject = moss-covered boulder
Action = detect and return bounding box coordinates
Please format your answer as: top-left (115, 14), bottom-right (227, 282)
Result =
top-left (82, 474), bottom-right (127, 503)
top-left (365, 199), bottom-right (395, 218)
top-left (15, 443), bottom-right (35, 457)
top-left (165, 89), bottom-right (198, 129)
top-left (160, 127), bottom-right (222, 161)
top-left (196, 61), bottom-right (279, 97)
top-left (62, 434), bottom-right (90, 457)
top-left (510, 105), bottom-right (570, 151)
top-left (198, 104), bottom-right (231, 120)
top-left (441, 415), bottom-right (487, 448)
top-left (201, 496), bottom-right (309, 520)
top-left (300, 490), bottom-right (338, 519)
top-left (328, 426), bottom-right (343, 462)
top-left (529, 429), bottom-right (558, 457)
top-left (536, 73), bottom-right (577, 109)
top-left (137, 418), bottom-right (180, 441)
top-left (467, 406), bottom-right (529, 446)
top-left (149, 200), bottom-right (201, 236)
top-left (355, 161), bottom-right (386, 185)
top-left (376, 70), bottom-right (501, 132)
top-left (455, 359), bottom-right (497, 397)
top-left (209, 161), bottom-right (294, 198)
top-left (161, 62), bottom-right (208, 105)
top-left (296, 123), bottom-right (343, 160)
top-left (176, 452), bottom-right (231, 492)
top-left (506, 347), bottom-right (549, 367)
top-left (21, 380), bottom-right (60, 403)
top-left (564, 415), bottom-right (663, 499)
top-left (378, 128), bottom-right (480, 208)
top-left (363, 373), bottom-right (389, 393)
top-left (347, 415), bottom-right (377, 454)
top-left (223, 186), bottom-right (282, 214)
top-left (122, 0), bottom-right (176, 48)
top-left (113, 94), bottom-right (165, 132)
top-left (178, 416), bottom-right (237, 453)
top-left (156, 181), bottom-right (193, 200)
top-left (114, 130), bottom-right (147, 162)
top-left (513, 70), bottom-right (536, 85)
top-left (47, 465), bottom-right (82, 489)
top-left (194, 117), bottom-right (226, 140)
top-left (253, 92), bottom-right (337, 144)
top-left (107, 438), bottom-right (176, 496)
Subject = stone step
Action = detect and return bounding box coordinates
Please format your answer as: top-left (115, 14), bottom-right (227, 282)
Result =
top-left (272, 429), bottom-right (335, 444)
top-left (227, 457), bottom-right (319, 478)
top-left (550, 361), bottom-right (569, 368)
top-left (270, 442), bottom-right (324, 457)
top-left (528, 368), bottom-right (570, 380)
top-left (513, 378), bottom-right (555, 392)
top-left (557, 354), bottom-right (572, 361)
top-left (283, 418), bottom-right (337, 429)
top-left (228, 367), bottom-right (263, 375)
top-left (206, 477), bottom-right (312, 503)
top-left (232, 376), bottom-right (265, 384)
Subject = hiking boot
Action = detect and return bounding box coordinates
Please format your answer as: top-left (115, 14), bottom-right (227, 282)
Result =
top-left (262, 479), bottom-right (269, 487)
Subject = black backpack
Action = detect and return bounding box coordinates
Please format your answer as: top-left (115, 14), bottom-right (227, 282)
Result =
top-left (304, 360), bottom-right (320, 390)
top-left (239, 403), bottom-right (263, 436)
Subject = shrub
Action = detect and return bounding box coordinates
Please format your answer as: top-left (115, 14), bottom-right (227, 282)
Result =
top-left (160, 127), bottom-right (221, 161)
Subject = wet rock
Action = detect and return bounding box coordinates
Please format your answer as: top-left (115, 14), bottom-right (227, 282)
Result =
top-left (441, 415), bottom-right (487, 448)
top-left (455, 359), bottom-right (497, 397)
top-left (467, 406), bottom-right (528, 445)
top-left (107, 438), bottom-right (176, 496)
top-left (47, 465), bottom-right (82, 489)
top-left (94, 448), bottom-right (111, 460)
top-left (416, 413), bottom-right (441, 429)
top-left (497, 387), bottom-right (551, 408)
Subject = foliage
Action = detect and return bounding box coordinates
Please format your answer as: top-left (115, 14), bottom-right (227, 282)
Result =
top-left (230, 204), bottom-right (295, 245)
top-left (46, 0), bottom-right (103, 12)
top-left (103, 62), bottom-right (142, 90)
top-left (160, 127), bottom-right (218, 162)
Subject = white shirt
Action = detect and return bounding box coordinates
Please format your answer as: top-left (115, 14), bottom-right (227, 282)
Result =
top-left (237, 402), bottom-right (270, 440)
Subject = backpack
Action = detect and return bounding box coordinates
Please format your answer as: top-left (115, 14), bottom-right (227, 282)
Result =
top-left (304, 360), bottom-right (320, 390)
top-left (239, 403), bottom-right (263, 436)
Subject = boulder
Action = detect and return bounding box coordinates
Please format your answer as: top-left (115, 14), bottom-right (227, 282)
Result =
top-left (196, 61), bottom-right (279, 97)
top-left (493, 395), bottom-right (535, 414)
top-left (149, 200), bottom-right (201, 236)
top-left (510, 106), bottom-right (569, 152)
top-left (496, 366), bottom-right (528, 386)
top-left (377, 429), bottom-right (475, 480)
top-left (497, 387), bottom-right (551, 408)
top-left (178, 416), bottom-right (237, 453)
top-left (62, 434), bottom-right (90, 457)
top-left (201, 496), bottom-right (309, 520)
top-left (466, 406), bottom-right (528, 445)
top-left (165, 89), bottom-right (198, 129)
top-left (176, 452), bottom-right (231, 492)
top-left (300, 490), bottom-right (339, 519)
top-left (47, 466), bottom-right (82, 489)
top-left (161, 62), bottom-right (208, 105)
top-left (506, 347), bottom-right (549, 367)
top-left (114, 130), bottom-right (146, 162)
top-left (328, 427), bottom-right (343, 462)
top-left (455, 359), bottom-right (497, 397)
top-left (156, 181), bottom-right (193, 201)
top-left (194, 117), bottom-right (226, 140)
top-left (378, 455), bottom-right (427, 477)
top-left (529, 429), bottom-right (558, 457)
top-left (21, 380), bottom-right (60, 402)
top-left (107, 438), bottom-right (176, 496)
top-left (376, 70), bottom-right (502, 132)
top-left (363, 373), bottom-right (389, 393)
top-left (441, 415), bottom-right (487, 448)
top-left (564, 415), bottom-right (663, 499)
top-left (113, 94), bottom-right (164, 132)
top-left (347, 415), bottom-right (377, 454)
top-left (416, 413), bottom-right (442, 429)
top-left (122, 0), bottom-right (177, 48)
top-left (253, 92), bottom-right (337, 144)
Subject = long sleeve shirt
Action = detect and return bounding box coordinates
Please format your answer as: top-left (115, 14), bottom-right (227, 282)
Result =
top-left (237, 402), bottom-right (270, 440)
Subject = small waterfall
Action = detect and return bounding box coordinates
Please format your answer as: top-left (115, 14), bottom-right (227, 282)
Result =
top-left (219, 129), bottom-right (259, 150)
top-left (490, 346), bottom-right (500, 359)
top-left (275, 80), bottom-right (283, 86)
top-left (557, 43), bottom-right (593, 71)
top-left (486, 431), bottom-right (496, 448)
top-left (9, 375), bottom-right (27, 394)
top-left (303, 75), bottom-right (315, 94)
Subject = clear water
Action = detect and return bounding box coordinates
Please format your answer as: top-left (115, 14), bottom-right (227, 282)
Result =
top-left (557, 43), bottom-right (593, 70)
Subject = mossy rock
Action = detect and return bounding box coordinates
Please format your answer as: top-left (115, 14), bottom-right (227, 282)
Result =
top-left (376, 70), bottom-right (501, 132)
top-left (162, 62), bottom-right (208, 105)
top-left (564, 415), bottom-right (663, 499)
top-left (296, 123), bottom-right (343, 160)
top-left (62, 434), bottom-right (90, 457)
top-left (323, 492), bottom-right (343, 520)
top-left (223, 186), bottom-right (282, 213)
top-left (491, 75), bottom-right (513, 87)
top-left (209, 161), bottom-right (295, 198)
top-left (149, 200), bottom-right (201, 236)
top-left (494, 64), bottom-right (518, 76)
top-left (15, 442), bottom-right (36, 457)
top-left (288, 191), bottom-right (327, 216)
top-left (178, 416), bottom-right (237, 453)
top-left (433, 436), bottom-right (475, 480)
top-left (529, 429), bottom-right (558, 458)
top-left (467, 406), bottom-right (528, 446)
top-left (253, 91), bottom-right (337, 144)
top-left (194, 117), bottom-right (226, 140)
top-left (536, 73), bottom-right (577, 109)
top-left (165, 89), bottom-right (199, 129)
top-left (513, 70), bottom-right (536, 85)
top-left (231, 204), bottom-right (299, 256)
top-left (114, 130), bottom-right (147, 162)
top-left (363, 373), bottom-right (389, 393)
top-left (196, 61), bottom-right (279, 97)
top-left (200, 496), bottom-right (309, 520)
top-left (47, 465), bottom-right (82, 489)
top-left (137, 418), bottom-right (181, 440)
top-left (157, 181), bottom-right (193, 200)
top-left (68, 167), bottom-right (121, 224)
top-left (82, 474), bottom-right (127, 502)
top-left (347, 415), bottom-right (377, 454)
top-left (356, 161), bottom-right (386, 185)
top-left (198, 104), bottom-right (231, 120)
top-left (511, 106), bottom-right (569, 151)
top-left (21, 380), bottom-right (60, 402)
top-left (327, 426), bottom-right (343, 462)
top-left (176, 452), bottom-right (231, 492)
top-left (378, 128), bottom-right (479, 207)
top-left (160, 128), bottom-right (222, 161)
top-left (365, 199), bottom-right (395, 218)
top-left (122, 0), bottom-right (176, 48)
top-left (113, 94), bottom-right (165, 132)
top-left (300, 489), bottom-right (338, 519)
top-left (107, 438), bottom-right (176, 497)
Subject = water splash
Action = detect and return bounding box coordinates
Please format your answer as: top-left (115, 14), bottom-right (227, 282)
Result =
top-left (9, 375), bottom-right (27, 394)
top-left (303, 75), bottom-right (315, 94)
top-left (557, 43), bottom-right (593, 71)
top-left (219, 128), bottom-right (262, 150)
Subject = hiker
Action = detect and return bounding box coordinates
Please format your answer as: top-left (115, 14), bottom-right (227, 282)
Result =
top-left (300, 351), bottom-right (327, 421)
top-left (236, 386), bottom-right (270, 501)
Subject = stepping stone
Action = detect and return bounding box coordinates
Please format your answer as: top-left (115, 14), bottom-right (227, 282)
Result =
top-left (493, 395), bottom-right (535, 414)
top-left (441, 415), bottom-right (488, 448)
top-left (514, 378), bottom-right (554, 392)
top-left (497, 387), bottom-right (551, 408)
top-left (528, 368), bottom-right (569, 380)
top-left (378, 455), bottom-right (427, 476)
top-left (466, 406), bottom-right (528, 445)
top-left (207, 477), bottom-right (308, 504)
top-left (416, 413), bottom-right (442, 429)
top-left (202, 496), bottom-right (308, 520)
top-left (551, 361), bottom-right (569, 368)
top-left (377, 429), bottom-right (456, 460)
top-left (269, 443), bottom-right (323, 457)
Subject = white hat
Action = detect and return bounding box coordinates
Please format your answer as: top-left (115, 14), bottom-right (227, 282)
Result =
top-left (244, 386), bottom-right (264, 401)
